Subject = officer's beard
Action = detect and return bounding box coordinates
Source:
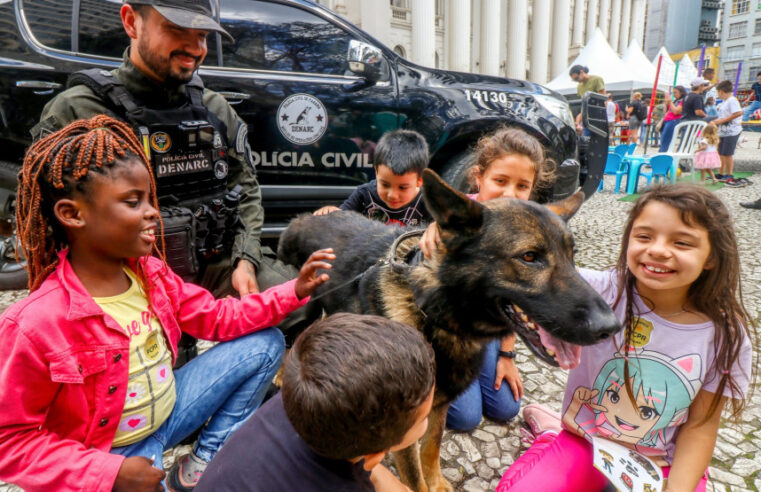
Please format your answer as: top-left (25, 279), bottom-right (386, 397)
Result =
top-left (137, 39), bottom-right (201, 88)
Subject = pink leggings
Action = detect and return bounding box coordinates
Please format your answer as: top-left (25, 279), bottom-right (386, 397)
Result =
top-left (496, 431), bottom-right (708, 492)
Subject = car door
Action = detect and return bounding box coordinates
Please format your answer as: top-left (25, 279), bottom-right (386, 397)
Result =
top-left (199, 0), bottom-right (399, 227)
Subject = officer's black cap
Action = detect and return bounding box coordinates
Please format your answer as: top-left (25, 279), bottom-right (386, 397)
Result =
top-left (126, 0), bottom-right (233, 40)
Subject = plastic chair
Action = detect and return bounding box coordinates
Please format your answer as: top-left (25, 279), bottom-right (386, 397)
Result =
top-left (612, 144), bottom-right (629, 157)
top-left (638, 154), bottom-right (674, 188)
top-left (627, 143), bottom-right (637, 155)
top-left (664, 120), bottom-right (706, 180)
top-left (598, 153), bottom-right (628, 193)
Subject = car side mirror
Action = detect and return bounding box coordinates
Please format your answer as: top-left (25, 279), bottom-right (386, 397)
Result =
top-left (347, 40), bottom-right (387, 83)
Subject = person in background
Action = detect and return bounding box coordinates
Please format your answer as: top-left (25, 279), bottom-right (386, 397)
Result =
top-left (742, 71), bottom-right (761, 122)
top-left (704, 96), bottom-right (719, 120)
top-left (606, 94), bottom-right (617, 144)
top-left (693, 122), bottom-right (721, 183)
top-left (702, 67), bottom-right (718, 103)
top-left (713, 80), bottom-right (745, 187)
top-left (659, 86), bottom-right (686, 152)
top-left (570, 65), bottom-right (606, 137)
top-left (625, 92), bottom-right (646, 145)
top-left (683, 78), bottom-right (709, 121)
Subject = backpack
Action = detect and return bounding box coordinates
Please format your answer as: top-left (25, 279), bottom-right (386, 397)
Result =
top-left (635, 101), bottom-right (648, 120)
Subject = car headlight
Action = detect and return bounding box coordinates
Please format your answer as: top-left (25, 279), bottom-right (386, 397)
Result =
top-left (535, 94), bottom-right (575, 129)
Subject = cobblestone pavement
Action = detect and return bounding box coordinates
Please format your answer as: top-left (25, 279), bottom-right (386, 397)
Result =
top-left (1, 134), bottom-right (760, 491)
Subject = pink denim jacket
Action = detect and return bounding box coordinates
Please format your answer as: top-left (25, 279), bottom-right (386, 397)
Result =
top-left (0, 251), bottom-right (307, 491)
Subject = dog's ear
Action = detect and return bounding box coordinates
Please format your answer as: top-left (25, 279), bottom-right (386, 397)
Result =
top-left (545, 191), bottom-right (585, 222)
top-left (422, 169), bottom-right (484, 234)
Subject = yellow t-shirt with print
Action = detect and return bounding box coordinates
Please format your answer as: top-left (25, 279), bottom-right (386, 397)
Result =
top-left (94, 268), bottom-right (176, 447)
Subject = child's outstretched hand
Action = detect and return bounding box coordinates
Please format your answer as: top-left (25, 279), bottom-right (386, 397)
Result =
top-left (419, 222), bottom-right (441, 259)
top-left (294, 248), bottom-right (335, 299)
top-left (113, 456), bottom-right (165, 491)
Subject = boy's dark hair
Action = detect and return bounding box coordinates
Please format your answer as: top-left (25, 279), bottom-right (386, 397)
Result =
top-left (702, 67), bottom-right (714, 74)
top-left (374, 130), bottom-right (429, 176)
top-left (127, 3), bottom-right (151, 17)
top-left (281, 313), bottom-right (436, 460)
top-left (569, 65), bottom-right (588, 76)
top-left (716, 80), bottom-right (733, 93)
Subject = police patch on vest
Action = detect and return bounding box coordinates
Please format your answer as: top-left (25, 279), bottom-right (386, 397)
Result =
top-left (150, 132), bottom-right (172, 153)
top-left (214, 160), bottom-right (229, 179)
top-left (276, 94), bottom-right (328, 145)
top-left (156, 150), bottom-right (212, 178)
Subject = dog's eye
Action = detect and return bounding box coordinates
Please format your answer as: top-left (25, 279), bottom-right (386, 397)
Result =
top-left (521, 252), bottom-right (537, 262)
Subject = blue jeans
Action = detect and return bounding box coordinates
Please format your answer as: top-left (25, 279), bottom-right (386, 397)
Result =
top-left (111, 328), bottom-right (285, 466)
top-left (742, 100), bottom-right (761, 121)
top-left (446, 339), bottom-right (521, 431)
top-left (659, 119), bottom-right (680, 152)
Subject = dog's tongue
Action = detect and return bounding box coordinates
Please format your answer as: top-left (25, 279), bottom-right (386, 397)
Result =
top-left (537, 326), bottom-right (581, 370)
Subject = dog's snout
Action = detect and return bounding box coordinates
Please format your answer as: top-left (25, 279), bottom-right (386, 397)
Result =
top-left (589, 298), bottom-right (621, 340)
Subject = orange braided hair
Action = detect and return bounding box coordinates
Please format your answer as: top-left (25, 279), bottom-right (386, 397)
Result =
top-left (16, 114), bottom-right (165, 291)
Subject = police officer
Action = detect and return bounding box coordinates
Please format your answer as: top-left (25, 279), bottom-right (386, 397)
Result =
top-left (32, 0), bottom-right (295, 302)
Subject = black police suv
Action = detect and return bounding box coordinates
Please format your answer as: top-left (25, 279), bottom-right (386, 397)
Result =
top-left (0, 0), bottom-right (607, 288)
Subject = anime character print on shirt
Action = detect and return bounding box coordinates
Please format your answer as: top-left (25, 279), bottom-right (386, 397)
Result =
top-left (562, 318), bottom-right (702, 457)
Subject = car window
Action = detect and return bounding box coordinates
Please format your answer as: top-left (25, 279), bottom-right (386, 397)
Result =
top-left (78, 0), bottom-right (126, 58)
top-left (23, 0), bottom-right (73, 51)
top-left (219, 0), bottom-right (354, 75)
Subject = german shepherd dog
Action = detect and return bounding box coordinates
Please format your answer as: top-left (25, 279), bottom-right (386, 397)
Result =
top-left (278, 170), bottom-right (620, 492)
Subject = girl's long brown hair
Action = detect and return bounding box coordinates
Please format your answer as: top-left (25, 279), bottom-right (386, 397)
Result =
top-left (471, 127), bottom-right (556, 199)
top-left (16, 114), bottom-right (165, 291)
top-left (613, 184), bottom-right (755, 421)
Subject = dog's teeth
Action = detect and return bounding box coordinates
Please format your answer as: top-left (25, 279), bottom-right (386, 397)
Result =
top-left (513, 305), bottom-right (524, 313)
top-left (546, 349), bottom-right (555, 356)
top-left (526, 322), bottom-right (536, 330)
top-left (520, 314), bottom-right (529, 322)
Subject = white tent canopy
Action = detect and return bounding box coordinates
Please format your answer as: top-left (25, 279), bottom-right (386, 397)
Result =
top-left (678, 53), bottom-right (698, 84)
top-left (546, 28), bottom-right (665, 97)
top-left (621, 40), bottom-right (670, 92)
top-left (651, 47), bottom-right (691, 88)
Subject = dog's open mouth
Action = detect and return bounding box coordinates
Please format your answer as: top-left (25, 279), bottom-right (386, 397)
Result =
top-left (502, 303), bottom-right (581, 370)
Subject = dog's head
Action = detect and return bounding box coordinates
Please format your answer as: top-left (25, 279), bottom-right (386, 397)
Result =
top-left (421, 169), bottom-right (620, 369)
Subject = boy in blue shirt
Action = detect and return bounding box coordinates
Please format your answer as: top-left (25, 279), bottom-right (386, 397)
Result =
top-left (314, 130), bottom-right (432, 226)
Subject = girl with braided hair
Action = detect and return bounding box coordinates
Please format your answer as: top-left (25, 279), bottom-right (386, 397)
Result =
top-left (0, 115), bottom-right (334, 492)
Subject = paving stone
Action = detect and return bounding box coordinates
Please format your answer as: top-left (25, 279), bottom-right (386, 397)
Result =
top-left (471, 429), bottom-right (495, 442)
top-left (461, 477), bottom-right (491, 492)
top-left (476, 462), bottom-right (495, 480)
top-left (452, 434), bottom-right (482, 462)
top-left (485, 457), bottom-right (501, 470)
top-left (732, 457), bottom-right (761, 476)
top-left (456, 457), bottom-right (476, 476)
top-left (482, 425), bottom-right (508, 438)
top-left (708, 467), bottom-right (746, 487)
top-left (718, 426), bottom-right (746, 444)
top-left (442, 467), bottom-right (463, 483)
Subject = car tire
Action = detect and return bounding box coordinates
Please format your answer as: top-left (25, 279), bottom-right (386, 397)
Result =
top-left (0, 236), bottom-right (28, 291)
top-left (440, 149), bottom-right (477, 194)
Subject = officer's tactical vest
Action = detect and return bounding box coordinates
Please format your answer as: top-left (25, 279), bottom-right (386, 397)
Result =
top-left (67, 69), bottom-right (230, 207)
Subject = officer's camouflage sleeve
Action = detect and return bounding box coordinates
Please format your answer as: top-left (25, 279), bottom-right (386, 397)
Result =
top-left (30, 85), bottom-right (111, 140)
top-left (204, 90), bottom-right (264, 269)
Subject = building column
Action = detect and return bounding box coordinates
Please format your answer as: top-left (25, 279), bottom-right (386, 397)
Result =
top-left (359, 0), bottom-right (391, 47)
top-left (586, 0), bottom-right (598, 42)
top-left (571, 0), bottom-right (585, 48)
top-left (551, 0), bottom-right (571, 78)
top-left (629, 0), bottom-right (646, 47)
top-left (619, 0), bottom-right (631, 51)
top-left (480, 0), bottom-right (501, 75)
top-left (447, 0), bottom-right (471, 72)
top-left (598, 0), bottom-right (610, 38)
top-left (608, 0), bottom-right (621, 51)
top-left (506, 0), bottom-right (528, 79)
top-left (411, 0), bottom-right (436, 67)
top-left (530, 0), bottom-right (551, 83)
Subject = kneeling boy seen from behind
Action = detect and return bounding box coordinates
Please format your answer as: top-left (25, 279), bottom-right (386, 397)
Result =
top-left (197, 313), bottom-right (436, 491)
top-left (314, 130), bottom-right (432, 226)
